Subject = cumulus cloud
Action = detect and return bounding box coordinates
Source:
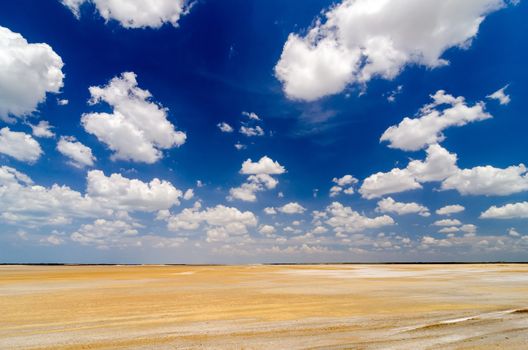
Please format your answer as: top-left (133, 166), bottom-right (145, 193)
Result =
top-left (71, 219), bottom-right (142, 248)
top-left (278, 202), bottom-right (306, 215)
top-left (239, 125), bottom-right (264, 137)
top-left (380, 90), bottom-right (491, 151)
top-left (364, 139), bottom-right (528, 199)
top-left (0, 167), bottom-right (106, 226)
top-left (240, 156), bottom-right (286, 175)
top-left (228, 174), bottom-right (277, 202)
top-left (61, 0), bottom-right (191, 29)
top-left (0, 127), bottom-right (42, 163)
top-left (274, 0), bottom-right (510, 101)
top-left (259, 224), bottom-right (276, 236)
top-left (229, 156), bottom-right (286, 201)
top-left (0, 166), bottom-right (184, 226)
top-left (376, 197), bottom-right (430, 216)
top-left (29, 120), bottom-right (55, 138)
top-left (264, 207), bottom-right (277, 215)
top-left (460, 224), bottom-right (477, 234)
top-left (234, 142), bottom-right (246, 150)
top-left (433, 219), bottom-right (462, 226)
top-left (81, 72), bottom-right (186, 163)
top-left (487, 84), bottom-right (510, 105)
top-left (508, 228), bottom-right (521, 237)
top-left (359, 168), bottom-right (421, 199)
top-left (325, 202), bottom-right (394, 233)
top-left (406, 143), bottom-right (459, 182)
top-left (86, 170), bottom-right (183, 212)
top-left (183, 189), bottom-right (194, 200)
top-left (165, 204), bottom-right (257, 242)
top-left (0, 166), bottom-right (33, 186)
top-left (436, 204), bottom-right (465, 216)
top-left (242, 111), bottom-right (261, 121)
top-left (330, 174), bottom-right (358, 197)
top-left (480, 201), bottom-right (528, 219)
top-left (40, 234), bottom-right (65, 246)
top-left (0, 26), bottom-right (64, 121)
top-left (441, 164), bottom-right (528, 196)
top-left (360, 144), bottom-right (459, 199)
top-left (438, 226), bottom-right (460, 234)
top-left (217, 122), bottom-right (233, 133)
top-left (57, 136), bottom-right (96, 168)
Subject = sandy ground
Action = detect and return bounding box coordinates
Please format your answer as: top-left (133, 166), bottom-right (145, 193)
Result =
top-left (0, 264), bottom-right (527, 349)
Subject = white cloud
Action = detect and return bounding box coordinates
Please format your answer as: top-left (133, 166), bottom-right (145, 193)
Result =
top-left (436, 204), bottom-right (465, 216)
top-left (86, 170), bottom-right (183, 212)
top-left (421, 236), bottom-right (453, 248)
top-left (460, 224), bottom-right (477, 234)
top-left (264, 207), bottom-right (277, 215)
top-left (311, 226), bottom-right (328, 234)
top-left (234, 142), bottom-right (246, 150)
top-left (359, 144), bottom-right (459, 199)
top-left (229, 173), bottom-right (279, 202)
top-left (71, 219), bottom-right (142, 248)
top-left (57, 136), bottom-right (96, 168)
top-left (40, 234), bottom-right (65, 246)
top-left (441, 164), bottom-right (528, 196)
top-left (363, 141), bottom-right (528, 199)
top-left (406, 143), bottom-right (459, 182)
top-left (0, 166), bottom-right (33, 186)
top-left (380, 90), bottom-right (491, 151)
top-left (438, 226), bottom-right (460, 233)
top-left (329, 185), bottom-right (343, 197)
top-left (359, 168), bottom-right (421, 199)
top-left (0, 166), bottom-right (183, 227)
top-left (508, 228), bottom-right (521, 237)
top-left (239, 125), bottom-right (264, 137)
top-left (57, 98), bottom-right (69, 106)
top-left (333, 174), bottom-right (358, 187)
top-left (242, 111), bottom-right (261, 121)
top-left (183, 189), bottom-right (194, 200)
top-left (433, 219), bottom-right (462, 227)
top-left (240, 156), bottom-right (286, 175)
top-left (29, 120), bottom-right (55, 138)
top-left (81, 72), bottom-right (186, 163)
top-left (387, 85), bottom-right (403, 102)
top-left (330, 174), bottom-right (358, 197)
top-left (166, 204), bottom-right (257, 242)
top-left (217, 122), bottom-right (233, 133)
top-left (480, 201), bottom-right (528, 219)
top-left (259, 224), bottom-right (276, 235)
top-left (274, 0), bottom-right (510, 101)
top-left (228, 181), bottom-right (261, 202)
top-left (0, 26), bottom-right (64, 121)
top-left (376, 197), bottom-right (429, 216)
top-left (278, 202), bottom-right (306, 214)
top-left (325, 202), bottom-right (394, 233)
top-left (61, 0), bottom-right (190, 29)
top-left (487, 84), bottom-right (510, 105)
top-left (0, 168), bottom-right (106, 226)
top-left (0, 127), bottom-right (42, 163)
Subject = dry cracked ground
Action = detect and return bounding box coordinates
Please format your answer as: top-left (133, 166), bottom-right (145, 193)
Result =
top-left (1, 264), bottom-right (527, 349)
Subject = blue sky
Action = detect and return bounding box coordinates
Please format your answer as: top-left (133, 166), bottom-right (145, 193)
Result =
top-left (0, 0), bottom-right (527, 263)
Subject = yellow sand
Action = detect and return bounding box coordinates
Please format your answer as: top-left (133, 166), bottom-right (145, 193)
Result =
top-left (1, 264), bottom-right (527, 349)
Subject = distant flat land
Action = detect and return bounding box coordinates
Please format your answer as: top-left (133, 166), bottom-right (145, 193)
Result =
top-left (1, 264), bottom-right (527, 349)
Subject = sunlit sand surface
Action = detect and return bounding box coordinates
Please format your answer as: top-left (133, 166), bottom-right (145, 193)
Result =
top-left (1, 264), bottom-right (527, 349)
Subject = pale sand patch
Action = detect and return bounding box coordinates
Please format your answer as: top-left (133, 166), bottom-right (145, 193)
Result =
top-left (0, 264), bottom-right (527, 349)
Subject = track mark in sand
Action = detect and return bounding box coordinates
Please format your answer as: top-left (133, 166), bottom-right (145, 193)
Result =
top-left (400, 308), bottom-right (526, 333)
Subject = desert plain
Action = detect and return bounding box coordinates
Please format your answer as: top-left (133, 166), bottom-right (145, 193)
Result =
top-left (0, 264), bottom-right (527, 349)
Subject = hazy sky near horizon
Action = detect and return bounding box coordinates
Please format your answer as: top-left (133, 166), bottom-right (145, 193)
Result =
top-left (0, 0), bottom-right (527, 263)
